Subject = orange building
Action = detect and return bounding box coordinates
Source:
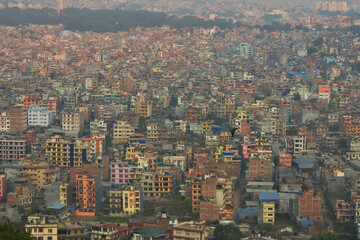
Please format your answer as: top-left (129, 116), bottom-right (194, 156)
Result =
top-left (75, 173), bottom-right (102, 216)
top-left (23, 94), bottom-right (38, 110)
top-left (0, 173), bottom-right (6, 202)
top-left (279, 151), bottom-right (292, 167)
top-left (47, 97), bottom-right (58, 115)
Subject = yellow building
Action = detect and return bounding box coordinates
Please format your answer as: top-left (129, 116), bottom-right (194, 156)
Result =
top-left (109, 185), bottom-right (142, 216)
top-left (45, 135), bottom-right (90, 167)
top-left (59, 183), bottom-right (71, 205)
top-left (201, 121), bottom-right (212, 134)
top-left (25, 215), bottom-right (58, 240)
top-left (259, 202), bottom-right (275, 224)
top-left (172, 221), bottom-right (210, 240)
top-left (21, 160), bottom-right (57, 191)
top-left (113, 120), bottom-right (135, 144)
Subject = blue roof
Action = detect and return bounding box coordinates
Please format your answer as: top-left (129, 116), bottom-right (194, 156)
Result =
top-left (47, 204), bottom-right (66, 210)
top-left (223, 152), bottom-right (235, 156)
top-left (237, 207), bottom-right (258, 216)
top-left (293, 158), bottom-right (317, 164)
top-left (259, 192), bottom-right (280, 201)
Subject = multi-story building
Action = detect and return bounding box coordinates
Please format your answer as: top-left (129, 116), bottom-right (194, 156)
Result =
top-left (90, 120), bottom-right (107, 135)
top-left (154, 170), bottom-right (174, 198)
top-left (61, 111), bottom-right (84, 135)
top-left (279, 151), bottom-right (292, 167)
top-left (23, 94), bottom-right (38, 110)
top-left (110, 163), bottom-right (130, 185)
top-left (45, 135), bottom-right (90, 167)
top-left (140, 171), bottom-right (154, 199)
top-left (291, 190), bottom-right (322, 218)
top-left (109, 185), bottom-right (143, 216)
top-left (59, 183), bottom-right (72, 205)
top-left (47, 96), bottom-right (58, 116)
top-left (57, 222), bottom-right (87, 240)
top-left (288, 135), bottom-right (306, 154)
top-left (258, 202), bottom-right (275, 224)
top-left (147, 123), bottom-right (159, 142)
top-left (0, 173), bottom-right (6, 202)
top-left (113, 120), bottom-right (135, 144)
top-left (131, 92), bottom-right (152, 117)
top-left (75, 173), bottom-right (102, 216)
top-left (7, 179), bottom-right (34, 209)
top-left (247, 154), bottom-right (273, 181)
top-left (334, 200), bottom-right (354, 223)
top-left (0, 138), bottom-right (26, 163)
top-left (9, 104), bottom-right (27, 134)
top-left (91, 223), bottom-right (130, 240)
top-left (27, 104), bottom-right (54, 127)
top-left (25, 215), bottom-right (57, 240)
top-left (82, 135), bottom-right (105, 157)
top-left (172, 221), bottom-right (210, 240)
top-left (21, 161), bottom-right (57, 191)
top-left (0, 110), bottom-right (10, 132)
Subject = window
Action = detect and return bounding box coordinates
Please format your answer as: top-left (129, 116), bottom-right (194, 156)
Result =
top-left (48, 229), bottom-right (52, 233)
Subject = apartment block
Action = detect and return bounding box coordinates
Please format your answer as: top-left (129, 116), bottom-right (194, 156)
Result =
top-left (75, 173), bottom-right (102, 217)
top-left (59, 183), bottom-right (72, 205)
top-left (0, 110), bottom-right (9, 132)
top-left (82, 135), bottom-right (105, 157)
top-left (47, 96), bottom-right (58, 116)
top-left (279, 151), bottom-right (292, 167)
top-left (113, 120), bottom-right (135, 144)
top-left (57, 222), bottom-right (86, 240)
top-left (23, 94), bottom-right (38, 110)
top-left (61, 111), bottom-right (84, 135)
top-left (258, 202), bottom-right (275, 224)
top-left (141, 171), bottom-right (154, 199)
top-left (291, 190), bottom-right (322, 218)
top-left (9, 104), bottom-right (27, 134)
top-left (110, 163), bottom-right (130, 185)
top-left (25, 215), bottom-right (57, 240)
top-left (27, 104), bottom-right (54, 127)
top-left (91, 223), bottom-right (130, 240)
top-left (109, 185), bottom-right (143, 216)
top-left (154, 170), bottom-right (174, 198)
top-left (0, 138), bottom-right (26, 163)
top-left (172, 221), bottom-right (209, 240)
top-left (45, 135), bottom-right (90, 167)
top-left (21, 161), bottom-right (57, 191)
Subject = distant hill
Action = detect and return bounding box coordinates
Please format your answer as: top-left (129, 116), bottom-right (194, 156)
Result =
top-left (0, 7), bottom-right (235, 32)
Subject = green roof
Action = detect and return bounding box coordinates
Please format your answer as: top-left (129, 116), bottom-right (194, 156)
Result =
top-left (134, 228), bottom-right (168, 237)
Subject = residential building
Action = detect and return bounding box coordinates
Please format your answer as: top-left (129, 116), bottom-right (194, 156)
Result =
top-left (109, 185), bottom-right (143, 216)
top-left (59, 183), bottom-right (72, 205)
top-left (45, 135), bottom-right (90, 167)
top-left (9, 104), bottom-right (27, 134)
top-left (0, 138), bottom-right (26, 163)
top-left (110, 163), bottom-right (130, 185)
top-left (61, 111), bottom-right (84, 135)
top-left (0, 110), bottom-right (10, 132)
top-left (258, 202), bottom-right (275, 224)
top-left (25, 215), bottom-right (57, 240)
top-left (57, 223), bottom-right (86, 240)
top-left (91, 223), bottom-right (130, 240)
top-left (27, 104), bottom-right (54, 127)
top-left (279, 151), bottom-right (292, 167)
top-left (75, 173), bottom-right (102, 217)
top-left (154, 170), bottom-right (174, 198)
top-left (23, 94), bottom-right (38, 110)
top-left (172, 221), bottom-right (209, 240)
top-left (113, 120), bottom-right (135, 144)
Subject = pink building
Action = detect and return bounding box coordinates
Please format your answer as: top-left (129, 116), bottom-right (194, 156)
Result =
top-left (242, 144), bottom-right (257, 159)
top-left (279, 151), bottom-right (292, 167)
top-left (110, 163), bottom-right (130, 185)
top-left (0, 173), bottom-right (6, 202)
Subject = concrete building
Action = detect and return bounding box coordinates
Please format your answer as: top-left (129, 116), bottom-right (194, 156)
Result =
top-left (59, 183), bottom-right (72, 205)
top-left (109, 185), bottom-right (143, 216)
top-left (57, 222), bottom-right (86, 240)
top-left (258, 202), bottom-right (275, 224)
top-left (110, 163), bottom-right (130, 185)
top-left (0, 138), bottom-right (26, 163)
top-left (61, 111), bottom-right (84, 136)
top-left (45, 135), bottom-right (90, 167)
top-left (172, 221), bottom-right (209, 240)
top-left (75, 173), bottom-right (102, 217)
top-left (27, 104), bottom-right (54, 127)
top-left (0, 110), bottom-right (10, 132)
top-left (91, 223), bottom-right (130, 240)
top-left (9, 105), bottom-right (27, 134)
top-left (113, 120), bottom-right (135, 144)
top-left (25, 215), bottom-right (57, 240)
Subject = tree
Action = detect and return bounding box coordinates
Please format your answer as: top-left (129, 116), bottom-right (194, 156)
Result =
top-left (168, 194), bottom-right (186, 217)
top-left (213, 224), bottom-right (242, 240)
top-left (0, 220), bottom-right (32, 240)
top-left (287, 127), bottom-right (299, 136)
top-left (311, 232), bottom-right (338, 240)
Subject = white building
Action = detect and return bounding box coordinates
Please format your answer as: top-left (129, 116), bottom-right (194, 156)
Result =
top-left (28, 105), bottom-right (54, 127)
top-left (0, 111), bottom-right (10, 132)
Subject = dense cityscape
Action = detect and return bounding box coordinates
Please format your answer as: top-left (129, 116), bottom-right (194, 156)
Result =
top-left (0, 0), bottom-right (360, 239)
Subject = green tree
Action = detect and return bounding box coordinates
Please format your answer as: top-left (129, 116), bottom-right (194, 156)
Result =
top-left (214, 224), bottom-right (242, 240)
top-left (287, 127), bottom-right (299, 136)
top-left (168, 195), bottom-right (187, 217)
top-left (0, 220), bottom-right (32, 240)
top-left (311, 232), bottom-right (338, 240)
